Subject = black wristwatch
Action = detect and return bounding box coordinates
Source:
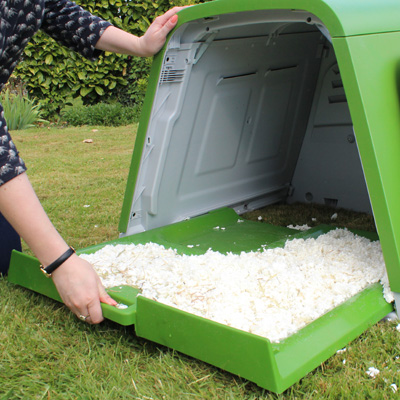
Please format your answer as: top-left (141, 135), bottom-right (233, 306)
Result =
top-left (40, 246), bottom-right (76, 277)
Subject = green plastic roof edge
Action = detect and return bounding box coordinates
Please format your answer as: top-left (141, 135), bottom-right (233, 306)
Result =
top-left (331, 32), bottom-right (400, 293)
top-left (118, 0), bottom-right (400, 233)
top-left (177, 0), bottom-right (400, 38)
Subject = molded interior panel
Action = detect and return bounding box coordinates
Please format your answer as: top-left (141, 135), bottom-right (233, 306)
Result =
top-left (125, 27), bottom-right (324, 235)
top-left (288, 48), bottom-right (372, 212)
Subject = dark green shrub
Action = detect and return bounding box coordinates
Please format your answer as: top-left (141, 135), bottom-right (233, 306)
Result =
top-left (14, 0), bottom-right (211, 119)
top-left (61, 102), bottom-right (139, 127)
top-left (116, 56), bottom-right (151, 108)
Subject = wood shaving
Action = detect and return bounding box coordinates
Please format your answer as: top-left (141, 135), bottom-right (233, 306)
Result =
top-left (81, 228), bottom-right (392, 342)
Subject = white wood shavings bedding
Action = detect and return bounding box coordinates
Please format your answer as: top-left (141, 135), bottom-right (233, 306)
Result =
top-left (81, 229), bottom-right (393, 343)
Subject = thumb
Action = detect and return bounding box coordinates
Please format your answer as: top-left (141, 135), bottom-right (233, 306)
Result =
top-left (168, 14), bottom-right (178, 26)
top-left (98, 283), bottom-right (118, 306)
top-left (162, 14), bottom-right (179, 33)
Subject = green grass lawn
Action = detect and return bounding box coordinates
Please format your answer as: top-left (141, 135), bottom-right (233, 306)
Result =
top-left (1, 125), bottom-right (400, 399)
top-left (15, 124), bottom-right (135, 252)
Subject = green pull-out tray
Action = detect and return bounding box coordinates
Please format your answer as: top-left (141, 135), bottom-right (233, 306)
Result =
top-left (7, 208), bottom-right (392, 393)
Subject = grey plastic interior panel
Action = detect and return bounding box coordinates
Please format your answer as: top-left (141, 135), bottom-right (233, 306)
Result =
top-left (288, 46), bottom-right (372, 213)
top-left (173, 9), bottom-right (329, 43)
top-left (124, 9), bottom-right (370, 235)
top-left (124, 10), bottom-right (327, 235)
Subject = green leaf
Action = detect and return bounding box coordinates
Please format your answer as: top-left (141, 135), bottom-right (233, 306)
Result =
top-left (80, 87), bottom-right (93, 97)
top-left (45, 54), bottom-right (53, 64)
top-left (94, 86), bottom-right (105, 96)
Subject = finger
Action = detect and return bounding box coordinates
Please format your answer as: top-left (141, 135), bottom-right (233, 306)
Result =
top-left (87, 300), bottom-right (104, 324)
top-left (60, 297), bottom-right (82, 320)
top-left (153, 6), bottom-right (185, 27)
top-left (59, 293), bottom-right (97, 323)
top-left (100, 293), bottom-right (118, 306)
top-left (77, 311), bottom-right (91, 323)
top-left (83, 314), bottom-right (92, 324)
top-left (155, 14), bottom-right (179, 39)
top-left (64, 298), bottom-right (100, 324)
top-left (166, 14), bottom-right (179, 29)
top-left (98, 285), bottom-right (118, 306)
top-left (96, 276), bottom-right (118, 306)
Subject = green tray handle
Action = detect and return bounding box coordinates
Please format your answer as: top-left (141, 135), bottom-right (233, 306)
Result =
top-left (7, 250), bottom-right (138, 326)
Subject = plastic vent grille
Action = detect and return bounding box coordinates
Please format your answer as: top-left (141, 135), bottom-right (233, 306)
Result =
top-left (160, 69), bottom-right (185, 84)
top-left (328, 65), bottom-right (347, 104)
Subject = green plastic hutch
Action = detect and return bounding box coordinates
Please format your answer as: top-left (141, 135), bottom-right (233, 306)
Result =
top-left (8, 0), bottom-right (400, 393)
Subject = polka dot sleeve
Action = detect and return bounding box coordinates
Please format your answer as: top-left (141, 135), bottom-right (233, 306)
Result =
top-left (41, 0), bottom-right (112, 61)
top-left (0, 105), bottom-right (27, 186)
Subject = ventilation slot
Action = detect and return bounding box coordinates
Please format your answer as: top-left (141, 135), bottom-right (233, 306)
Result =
top-left (331, 79), bottom-right (343, 89)
top-left (328, 94), bottom-right (347, 104)
top-left (160, 69), bottom-right (185, 84)
top-left (324, 197), bottom-right (338, 207)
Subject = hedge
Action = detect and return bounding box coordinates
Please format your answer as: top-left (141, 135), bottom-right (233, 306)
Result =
top-left (14, 0), bottom-right (207, 118)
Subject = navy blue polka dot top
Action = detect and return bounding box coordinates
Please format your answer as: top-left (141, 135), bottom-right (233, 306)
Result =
top-left (0, 0), bottom-right (111, 185)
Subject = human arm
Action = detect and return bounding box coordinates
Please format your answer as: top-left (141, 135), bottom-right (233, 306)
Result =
top-left (94, 7), bottom-right (186, 57)
top-left (41, 1), bottom-right (186, 60)
top-left (0, 173), bottom-right (117, 323)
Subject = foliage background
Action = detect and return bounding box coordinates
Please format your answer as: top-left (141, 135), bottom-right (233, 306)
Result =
top-left (14, 0), bottom-right (207, 118)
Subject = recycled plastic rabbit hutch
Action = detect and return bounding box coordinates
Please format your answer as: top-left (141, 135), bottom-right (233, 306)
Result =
top-left (8, 0), bottom-right (400, 393)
